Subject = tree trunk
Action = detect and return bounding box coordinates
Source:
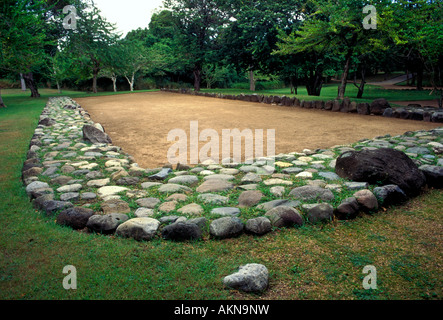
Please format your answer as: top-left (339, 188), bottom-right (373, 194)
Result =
top-left (0, 88), bottom-right (6, 108)
top-left (416, 61), bottom-right (424, 91)
top-left (92, 70), bottom-right (99, 93)
top-left (337, 54), bottom-right (352, 99)
top-left (125, 75), bottom-right (135, 92)
top-left (112, 76), bottom-right (117, 92)
top-left (353, 63), bottom-right (367, 99)
top-left (290, 75), bottom-right (298, 95)
top-left (56, 80), bottom-right (61, 94)
top-left (193, 66), bottom-right (201, 92)
top-left (306, 65), bottom-right (323, 96)
top-left (249, 69), bottom-right (255, 92)
top-left (20, 73), bottom-right (26, 91)
top-left (22, 72), bottom-right (40, 98)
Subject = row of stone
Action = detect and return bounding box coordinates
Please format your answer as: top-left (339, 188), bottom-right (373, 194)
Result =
top-left (22, 97), bottom-right (443, 245)
top-left (162, 88), bottom-right (443, 123)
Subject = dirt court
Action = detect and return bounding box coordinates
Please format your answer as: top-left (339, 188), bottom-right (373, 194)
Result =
top-left (75, 91), bottom-right (441, 169)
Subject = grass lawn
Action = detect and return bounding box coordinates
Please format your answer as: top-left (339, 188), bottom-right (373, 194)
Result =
top-left (0, 89), bottom-right (442, 301)
top-left (203, 83), bottom-right (441, 106)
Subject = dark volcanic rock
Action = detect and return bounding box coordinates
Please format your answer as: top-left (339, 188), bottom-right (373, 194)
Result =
top-left (335, 148), bottom-right (426, 196)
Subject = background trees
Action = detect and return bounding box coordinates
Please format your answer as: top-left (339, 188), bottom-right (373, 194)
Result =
top-left (1, 0), bottom-right (441, 99)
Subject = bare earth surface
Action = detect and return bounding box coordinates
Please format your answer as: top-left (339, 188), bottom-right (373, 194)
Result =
top-left (75, 91), bottom-right (441, 169)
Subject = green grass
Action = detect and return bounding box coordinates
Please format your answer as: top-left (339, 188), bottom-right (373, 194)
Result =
top-left (202, 83), bottom-right (440, 105)
top-left (0, 89), bottom-right (442, 300)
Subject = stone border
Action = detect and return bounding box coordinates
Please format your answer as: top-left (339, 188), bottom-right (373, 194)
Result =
top-left (161, 88), bottom-right (443, 123)
top-left (22, 96), bottom-right (443, 244)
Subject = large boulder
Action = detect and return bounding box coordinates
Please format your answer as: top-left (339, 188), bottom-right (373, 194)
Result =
top-left (82, 125), bottom-right (112, 144)
top-left (335, 148), bottom-right (426, 196)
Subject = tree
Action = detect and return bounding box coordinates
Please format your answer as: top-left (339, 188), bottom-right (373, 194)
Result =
top-left (164, 0), bottom-right (231, 91)
top-left (119, 39), bottom-right (149, 92)
top-left (385, 0), bottom-right (442, 97)
top-left (275, 0), bottom-right (390, 99)
top-left (202, 63), bottom-right (229, 89)
top-left (221, 0), bottom-right (303, 91)
top-left (0, 0), bottom-right (51, 101)
top-left (61, 2), bottom-right (119, 93)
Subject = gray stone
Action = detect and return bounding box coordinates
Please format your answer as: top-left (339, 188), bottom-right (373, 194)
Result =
top-left (282, 167), bottom-right (304, 174)
top-left (203, 174), bottom-right (235, 181)
top-left (86, 178), bottom-right (110, 188)
top-left (406, 147), bottom-right (431, 155)
top-left (159, 216), bottom-right (181, 224)
top-left (336, 197), bottom-right (360, 220)
top-left (256, 199), bottom-right (301, 211)
top-left (134, 207), bottom-right (155, 218)
top-left (211, 207), bottom-right (241, 217)
top-left (270, 186), bottom-right (285, 197)
top-left (419, 165), bottom-right (443, 188)
top-left (115, 218), bottom-right (160, 241)
top-left (82, 125), bottom-right (112, 144)
top-left (149, 168), bottom-right (172, 181)
top-left (178, 203), bottom-right (204, 215)
top-left (318, 172), bottom-right (340, 181)
top-left (56, 207), bottom-right (94, 230)
top-left (140, 182), bottom-right (162, 189)
top-left (209, 217), bottom-right (244, 239)
top-left (187, 217), bottom-right (208, 229)
top-left (57, 184), bottom-right (82, 193)
top-left (41, 200), bottom-right (73, 216)
top-left (354, 189), bottom-right (379, 211)
top-left (373, 185), bottom-right (408, 206)
top-left (238, 190), bottom-right (263, 207)
top-left (59, 192), bottom-right (80, 202)
top-left (196, 179), bottom-right (234, 193)
top-left (344, 181), bottom-right (369, 190)
top-left (289, 185), bottom-right (334, 202)
top-left (136, 197), bottom-right (161, 209)
top-left (26, 181), bottom-right (50, 196)
top-left (197, 193), bottom-right (229, 205)
top-left (101, 199), bottom-right (131, 214)
top-left (223, 264), bottom-right (269, 293)
top-left (158, 183), bottom-right (192, 194)
top-left (42, 166), bottom-right (58, 176)
top-left (245, 217), bottom-right (272, 236)
top-left (302, 203), bottom-right (334, 224)
top-left (81, 192), bottom-right (97, 200)
top-left (239, 165), bottom-right (258, 173)
top-left (265, 206), bottom-right (304, 228)
top-left (116, 177), bottom-right (140, 186)
top-left (241, 172), bottom-right (262, 184)
top-left (161, 222), bottom-right (203, 241)
top-left (168, 175), bottom-right (199, 185)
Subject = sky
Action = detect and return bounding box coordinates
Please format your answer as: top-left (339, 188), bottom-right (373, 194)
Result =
top-left (93, 0), bottom-right (165, 36)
